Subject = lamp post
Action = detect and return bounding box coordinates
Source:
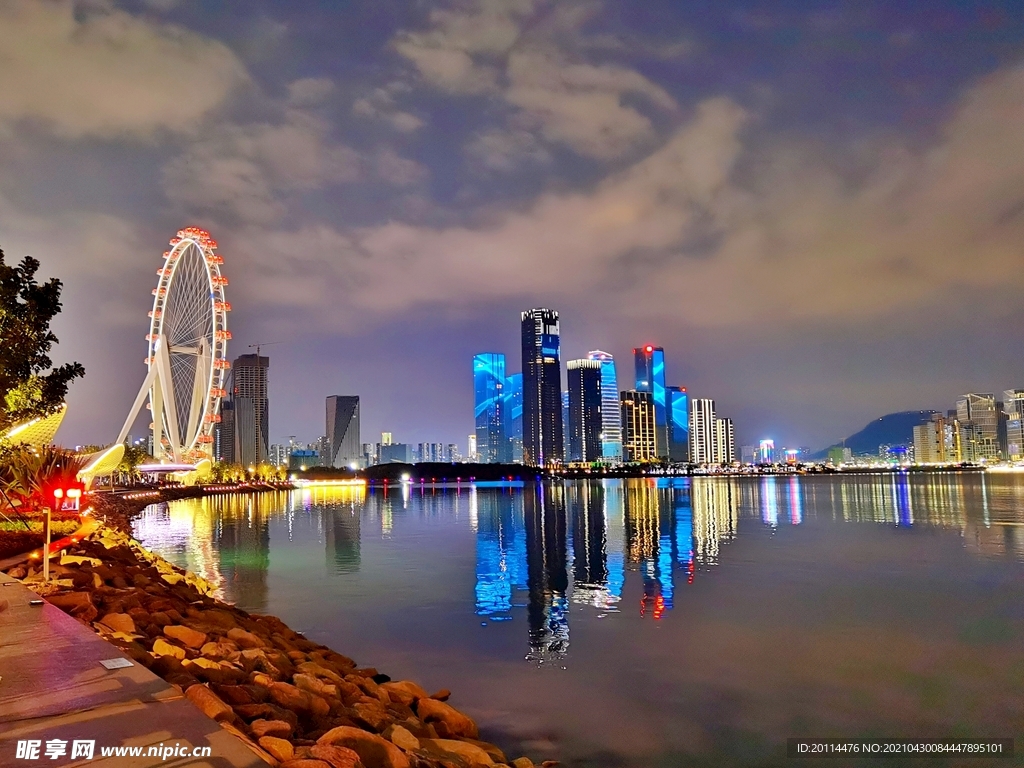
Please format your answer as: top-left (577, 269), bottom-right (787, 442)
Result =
top-left (46, 488), bottom-right (64, 583)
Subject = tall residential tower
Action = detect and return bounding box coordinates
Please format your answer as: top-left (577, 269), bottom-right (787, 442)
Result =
top-left (587, 350), bottom-right (622, 462)
top-left (232, 353), bottom-right (269, 467)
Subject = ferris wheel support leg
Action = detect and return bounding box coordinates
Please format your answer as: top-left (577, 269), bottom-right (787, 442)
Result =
top-left (154, 338), bottom-right (182, 463)
top-left (115, 365), bottom-right (160, 447)
top-left (185, 339), bottom-right (209, 457)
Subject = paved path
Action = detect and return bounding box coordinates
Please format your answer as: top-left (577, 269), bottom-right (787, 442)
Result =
top-left (0, 571), bottom-right (268, 767)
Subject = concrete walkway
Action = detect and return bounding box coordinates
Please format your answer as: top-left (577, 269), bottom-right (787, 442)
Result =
top-left (0, 571), bottom-right (268, 767)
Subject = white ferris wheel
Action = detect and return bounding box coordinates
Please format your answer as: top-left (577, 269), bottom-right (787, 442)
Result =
top-left (118, 227), bottom-right (231, 463)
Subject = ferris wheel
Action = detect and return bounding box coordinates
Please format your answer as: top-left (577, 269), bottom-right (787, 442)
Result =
top-left (118, 227), bottom-right (230, 463)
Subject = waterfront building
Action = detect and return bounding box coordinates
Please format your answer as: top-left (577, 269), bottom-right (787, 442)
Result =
top-left (326, 395), bottom-right (360, 468)
top-left (474, 353), bottom-right (507, 463)
top-left (567, 359), bottom-right (602, 463)
top-left (504, 373), bottom-right (524, 463)
top-left (758, 439), bottom-right (776, 464)
top-left (521, 309), bottom-right (564, 466)
top-left (362, 442), bottom-right (378, 466)
top-left (913, 413), bottom-right (958, 463)
top-left (620, 390), bottom-right (656, 463)
top-left (689, 399), bottom-right (716, 464)
top-left (269, 443), bottom-right (292, 467)
top-left (446, 444), bottom-right (460, 462)
top-left (232, 353), bottom-right (269, 467)
top-left (216, 397), bottom-right (235, 463)
top-left (957, 393), bottom-right (1001, 461)
top-left (634, 345), bottom-right (669, 459)
top-left (562, 390), bottom-right (570, 460)
top-left (289, 449), bottom-right (318, 471)
top-left (468, 434), bottom-right (477, 462)
top-left (740, 444), bottom-right (756, 465)
top-left (714, 417), bottom-right (735, 464)
top-left (586, 351), bottom-right (623, 462)
top-left (381, 432), bottom-right (393, 446)
top-left (667, 385), bottom-right (689, 462)
top-left (1003, 390), bottom-right (1024, 461)
top-left (380, 443), bottom-right (412, 463)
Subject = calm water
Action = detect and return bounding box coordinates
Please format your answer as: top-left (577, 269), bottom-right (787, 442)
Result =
top-left (133, 475), bottom-right (1024, 767)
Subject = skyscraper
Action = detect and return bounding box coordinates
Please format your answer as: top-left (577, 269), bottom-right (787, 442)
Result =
top-left (1004, 389), bottom-right (1024, 461)
top-left (566, 359), bottom-right (602, 463)
top-left (232, 353), bottom-right (269, 467)
top-left (667, 385), bottom-right (689, 462)
top-left (326, 395), bottom-right (360, 468)
top-left (504, 372), bottom-right (523, 463)
top-left (689, 398), bottom-right (716, 464)
top-left (473, 353), bottom-right (506, 463)
top-left (587, 350), bottom-right (622, 462)
top-left (957, 393), bottom-right (1000, 461)
top-left (521, 309), bottom-right (563, 466)
top-left (634, 346), bottom-right (669, 459)
top-left (714, 417), bottom-right (735, 464)
top-left (620, 390), bottom-right (656, 462)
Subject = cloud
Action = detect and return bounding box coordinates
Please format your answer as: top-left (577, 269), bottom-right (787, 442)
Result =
top-left (230, 63), bottom-right (1024, 338)
top-left (287, 77), bottom-right (336, 107)
top-left (0, 0), bottom-right (248, 138)
top-left (162, 109), bottom-right (362, 224)
top-left (392, 0), bottom-right (678, 159)
top-left (465, 127), bottom-right (552, 172)
top-left (352, 84), bottom-right (425, 132)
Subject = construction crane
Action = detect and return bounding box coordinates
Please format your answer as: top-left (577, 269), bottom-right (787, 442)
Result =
top-left (248, 341), bottom-right (284, 357)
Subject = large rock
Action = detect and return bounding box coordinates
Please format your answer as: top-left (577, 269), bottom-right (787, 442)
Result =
top-left (250, 719), bottom-right (294, 739)
top-left (294, 673), bottom-right (338, 699)
top-left (165, 624), bottom-right (207, 648)
top-left (99, 612), bottom-right (136, 634)
top-left (228, 627), bottom-right (265, 649)
top-left (350, 701), bottom-right (390, 732)
top-left (185, 684), bottom-right (234, 722)
top-left (269, 681), bottom-right (310, 711)
top-left (384, 725), bottom-right (419, 752)
top-left (152, 637), bottom-right (186, 660)
top-left (462, 740), bottom-right (507, 764)
top-left (259, 736), bottom-right (295, 763)
top-left (280, 761), bottom-right (331, 768)
top-left (318, 726), bottom-right (410, 768)
top-left (415, 698), bottom-right (479, 739)
top-left (510, 759), bottom-right (535, 768)
top-left (298, 661), bottom-right (346, 687)
top-left (420, 738), bottom-right (495, 766)
top-left (309, 744), bottom-right (363, 768)
top-left (47, 592), bottom-right (93, 611)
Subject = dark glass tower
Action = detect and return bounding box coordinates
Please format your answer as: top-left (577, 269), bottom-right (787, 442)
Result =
top-left (473, 353), bottom-right (506, 463)
top-left (667, 385), bottom-right (689, 462)
top-left (232, 353), bottom-right (269, 467)
top-left (567, 359), bottom-right (602, 463)
top-left (521, 308), bottom-right (563, 466)
top-left (504, 372), bottom-right (523, 462)
top-left (634, 345), bottom-right (668, 459)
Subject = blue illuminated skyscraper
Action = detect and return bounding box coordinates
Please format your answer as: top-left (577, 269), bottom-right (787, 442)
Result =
top-left (522, 309), bottom-right (564, 466)
top-left (474, 353), bottom-right (506, 463)
top-left (504, 372), bottom-right (523, 462)
top-left (634, 345), bottom-right (668, 459)
top-left (667, 385), bottom-right (689, 462)
top-left (587, 350), bottom-right (622, 462)
top-left (567, 359), bottom-right (602, 463)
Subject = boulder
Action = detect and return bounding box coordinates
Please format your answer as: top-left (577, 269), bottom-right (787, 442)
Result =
top-left (430, 689), bottom-right (451, 702)
top-left (318, 726), bottom-right (411, 768)
top-left (228, 627), bottom-right (264, 649)
top-left (462, 740), bottom-right (507, 764)
top-left (259, 736), bottom-right (295, 763)
top-left (351, 701), bottom-right (390, 732)
top-left (280, 761), bottom-right (332, 768)
top-left (420, 739), bottom-right (494, 766)
top-left (99, 612), bottom-right (135, 634)
top-left (384, 725), bottom-right (419, 752)
top-left (165, 624), bottom-right (207, 648)
top-left (47, 591), bottom-right (93, 611)
top-left (185, 684), bottom-right (234, 722)
top-left (152, 637), bottom-right (186, 660)
top-left (298, 661), bottom-right (346, 687)
top-left (415, 699), bottom-right (479, 739)
top-left (250, 719), bottom-right (294, 739)
top-left (309, 744), bottom-right (363, 768)
top-left (269, 682), bottom-right (310, 711)
top-left (510, 760), bottom-right (534, 768)
top-left (295, 673), bottom-right (338, 699)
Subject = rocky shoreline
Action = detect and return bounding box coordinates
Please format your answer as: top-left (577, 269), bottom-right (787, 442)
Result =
top-left (3, 491), bottom-right (547, 768)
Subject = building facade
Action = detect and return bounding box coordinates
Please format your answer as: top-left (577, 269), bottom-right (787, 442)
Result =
top-left (474, 353), bottom-right (507, 463)
top-left (232, 353), bottom-right (269, 467)
top-left (634, 346), bottom-right (669, 459)
top-left (504, 372), bottom-right (523, 463)
top-left (521, 309), bottom-right (564, 466)
top-left (586, 350), bottom-right (622, 462)
top-left (620, 390), bottom-right (656, 463)
top-left (567, 359), bottom-right (602, 463)
top-left (689, 398), bottom-right (716, 464)
top-left (957, 393), bottom-right (1001, 461)
top-left (667, 385), bottom-right (689, 462)
top-left (714, 417), bottom-right (735, 464)
top-left (327, 395), bottom-right (360, 468)
top-left (913, 413), bottom-right (959, 463)
top-left (1004, 389), bottom-right (1024, 461)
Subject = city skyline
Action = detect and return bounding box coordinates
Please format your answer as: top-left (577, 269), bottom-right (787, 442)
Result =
top-left (5, 2), bottom-right (1024, 451)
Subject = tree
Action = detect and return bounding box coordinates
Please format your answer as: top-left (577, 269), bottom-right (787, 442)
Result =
top-left (0, 250), bottom-right (84, 433)
top-left (0, 444), bottom-right (85, 512)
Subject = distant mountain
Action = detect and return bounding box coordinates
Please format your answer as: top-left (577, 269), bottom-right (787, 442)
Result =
top-left (812, 410), bottom-right (938, 459)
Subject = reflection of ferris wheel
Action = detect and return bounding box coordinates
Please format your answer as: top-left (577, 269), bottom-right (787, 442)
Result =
top-left (118, 227), bottom-right (230, 463)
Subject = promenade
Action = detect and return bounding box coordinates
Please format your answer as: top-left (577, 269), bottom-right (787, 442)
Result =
top-left (0, 569), bottom-right (266, 767)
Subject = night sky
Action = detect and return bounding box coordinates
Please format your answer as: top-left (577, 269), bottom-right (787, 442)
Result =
top-left (3, 0), bottom-right (1023, 451)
